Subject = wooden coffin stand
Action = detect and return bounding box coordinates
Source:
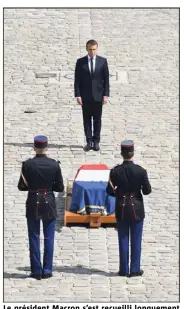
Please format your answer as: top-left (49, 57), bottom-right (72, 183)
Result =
top-left (64, 180), bottom-right (116, 228)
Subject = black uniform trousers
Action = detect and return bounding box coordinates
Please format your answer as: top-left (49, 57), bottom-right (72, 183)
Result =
top-left (27, 217), bottom-right (56, 276)
top-left (82, 101), bottom-right (102, 144)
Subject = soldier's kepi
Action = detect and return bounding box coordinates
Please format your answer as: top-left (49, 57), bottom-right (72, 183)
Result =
top-left (34, 135), bottom-right (48, 148)
top-left (121, 139), bottom-right (134, 154)
top-left (18, 135), bottom-right (64, 280)
top-left (106, 139), bottom-right (151, 277)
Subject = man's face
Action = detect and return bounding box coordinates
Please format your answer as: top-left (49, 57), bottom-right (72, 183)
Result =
top-left (87, 44), bottom-right (98, 57)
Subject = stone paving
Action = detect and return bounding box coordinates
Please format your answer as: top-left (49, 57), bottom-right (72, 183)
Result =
top-left (4, 8), bottom-right (179, 302)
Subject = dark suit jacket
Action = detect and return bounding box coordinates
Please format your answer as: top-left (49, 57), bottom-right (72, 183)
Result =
top-left (74, 55), bottom-right (109, 103)
top-left (106, 161), bottom-right (152, 222)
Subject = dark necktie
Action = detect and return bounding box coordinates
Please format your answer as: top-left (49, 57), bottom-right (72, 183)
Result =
top-left (90, 57), bottom-right (94, 74)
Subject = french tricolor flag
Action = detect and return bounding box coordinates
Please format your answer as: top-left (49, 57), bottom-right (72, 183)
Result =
top-left (69, 164), bottom-right (115, 215)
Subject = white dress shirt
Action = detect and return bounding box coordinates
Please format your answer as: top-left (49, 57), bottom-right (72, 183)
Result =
top-left (88, 55), bottom-right (96, 73)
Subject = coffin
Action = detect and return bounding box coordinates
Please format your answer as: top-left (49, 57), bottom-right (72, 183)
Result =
top-left (64, 164), bottom-right (116, 227)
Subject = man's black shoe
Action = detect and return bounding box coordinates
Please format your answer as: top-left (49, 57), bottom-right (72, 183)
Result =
top-left (93, 142), bottom-right (100, 151)
top-left (29, 274), bottom-right (42, 280)
top-left (83, 142), bottom-right (93, 152)
top-left (118, 271), bottom-right (129, 277)
top-left (42, 273), bottom-right (53, 279)
top-left (129, 270), bottom-right (144, 277)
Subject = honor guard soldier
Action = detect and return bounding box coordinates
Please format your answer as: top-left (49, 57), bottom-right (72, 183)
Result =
top-left (106, 140), bottom-right (151, 277)
top-left (18, 135), bottom-right (64, 280)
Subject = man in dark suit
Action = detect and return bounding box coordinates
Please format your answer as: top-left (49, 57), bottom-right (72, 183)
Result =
top-left (18, 135), bottom-right (64, 280)
top-left (106, 140), bottom-right (152, 277)
top-left (74, 39), bottom-right (110, 151)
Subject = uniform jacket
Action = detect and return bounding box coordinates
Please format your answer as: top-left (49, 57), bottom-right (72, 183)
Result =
top-left (18, 154), bottom-right (64, 219)
top-left (106, 161), bottom-right (151, 222)
top-left (74, 55), bottom-right (109, 102)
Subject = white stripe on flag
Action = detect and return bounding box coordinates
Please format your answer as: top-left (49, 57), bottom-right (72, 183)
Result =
top-left (75, 169), bottom-right (110, 182)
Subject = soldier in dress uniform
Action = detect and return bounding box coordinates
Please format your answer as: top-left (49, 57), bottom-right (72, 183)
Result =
top-left (18, 135), bottom-right (64, 280)
top-left (106, 140), bottom-right (151, 277)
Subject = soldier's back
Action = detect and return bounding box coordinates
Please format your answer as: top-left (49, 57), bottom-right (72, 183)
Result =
top-left (112, 161), bottom-right (146, 194)
top-left (24, 155), bottom-right (59, 190)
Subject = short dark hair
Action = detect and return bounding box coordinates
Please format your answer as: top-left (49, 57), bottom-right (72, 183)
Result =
top-left (121, 151), bottom-right (134, 160)
top-left (86, 39), bottom-right (98, 49)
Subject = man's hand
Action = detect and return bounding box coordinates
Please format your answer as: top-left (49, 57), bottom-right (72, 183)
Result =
top-left (76, 97), bottom-right (83, 105)
top-left (103, 96), bottom-right (108, 104)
